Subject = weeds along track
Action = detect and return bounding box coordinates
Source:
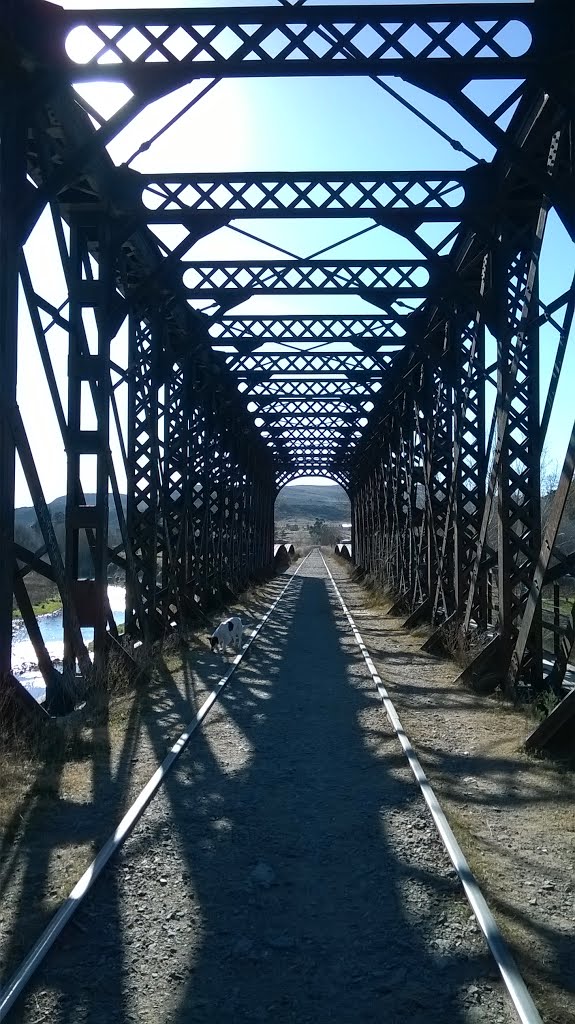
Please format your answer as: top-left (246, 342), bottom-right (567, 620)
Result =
top-left (1, 550), bottom-right (542, 1023)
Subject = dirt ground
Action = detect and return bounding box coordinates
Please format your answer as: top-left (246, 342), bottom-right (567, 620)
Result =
top-left (0, 551), bottom-right (572, 1023)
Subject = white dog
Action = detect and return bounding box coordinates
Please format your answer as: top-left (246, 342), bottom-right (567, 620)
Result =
top-left (209, 616), bottom-right (243, 654)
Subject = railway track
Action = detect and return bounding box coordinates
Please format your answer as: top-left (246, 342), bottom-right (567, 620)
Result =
top-left (0, 550), bottom-right (542, 1023)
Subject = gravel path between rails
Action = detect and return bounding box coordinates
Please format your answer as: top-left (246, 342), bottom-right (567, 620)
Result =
top-left (3, 552), bottom-right (519, 1024)
top-left (326, 555), bottom-right (575, 1024)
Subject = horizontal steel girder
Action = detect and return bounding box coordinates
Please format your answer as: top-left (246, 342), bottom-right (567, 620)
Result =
top-left (209, 316), bottom-right (407, 345)
top-left (277, 439), bottom-right (353, 452)
top-left (48, 6), bottom-right (540, 80)
top-left (141, 172), bottom-right (469, 220)
top-left (263, 414), bottom-right (362, 426)
top-left (238, 379), bottom-right (382, 399)
top-left (247, 399), bottom-right (367, 415)
top-left (224, 352), bottom-right (392, 374)
top-left (184, 261), bottom-right (430, 297)
top-left (275, 444), bottom-right (352, 455)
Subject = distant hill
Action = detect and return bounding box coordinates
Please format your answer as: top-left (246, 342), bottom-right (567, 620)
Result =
top-left (15, 494), bottom-right (127, 532)
top-left (15, 486), bottom-right (351, 530)
top-left (275, 485), bottom-right (350, 523)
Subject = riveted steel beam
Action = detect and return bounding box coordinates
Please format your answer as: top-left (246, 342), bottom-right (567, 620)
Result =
top-left (184, 260), bottom-right (430, 298)
top-left (209, 316), bottom-right (407, 346)
top-left (42, 5), bottom-right (541, 83)
top-left (141, 171), bottom-right (470, 220)
top-left (228, 353), bottom-right (392, 377)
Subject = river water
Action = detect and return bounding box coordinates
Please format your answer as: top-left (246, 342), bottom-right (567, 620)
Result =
top-left (11, 585), bottom-right (126, 701)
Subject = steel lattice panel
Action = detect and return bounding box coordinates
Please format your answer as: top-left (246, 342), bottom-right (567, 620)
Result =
top-left (55, 6), bottom-right (539, 81)
top-left (141, 172), bottom-right (468, 219)
top-left (210, 316), bottom-right (407, 344)
top-left (183, 260), bottom-right (430, 297)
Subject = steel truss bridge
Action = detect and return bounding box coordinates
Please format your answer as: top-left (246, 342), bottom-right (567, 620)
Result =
top-left (1, 0), bottom-right (574, 715)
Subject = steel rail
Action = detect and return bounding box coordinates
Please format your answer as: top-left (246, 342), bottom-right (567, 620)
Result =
top-left (320, 552), bottom-right (543, 1024)
top-left (0, 553), bottom-right (310, 1022)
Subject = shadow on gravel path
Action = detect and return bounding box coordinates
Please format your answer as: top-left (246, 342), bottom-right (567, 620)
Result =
top-left (156, 554), bottom-right (479, 1023)
top-left (7, 556), bottom-right (503, 1024)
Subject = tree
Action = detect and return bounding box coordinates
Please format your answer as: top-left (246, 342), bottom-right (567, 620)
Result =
top-left (309, 517), bottom-right (339, 546)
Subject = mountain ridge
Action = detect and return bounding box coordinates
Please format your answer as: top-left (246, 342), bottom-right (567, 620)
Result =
top-left (275, 484), bottom-right (350, 523)
top-left (16, 485), bottom-right (350, 529)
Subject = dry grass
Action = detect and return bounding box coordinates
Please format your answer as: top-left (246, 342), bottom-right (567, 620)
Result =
top-left (340, 563), bottom-right (401, 612)
top-left (0, 626), bottom-right (184, 833)
top-left (439, 795), bottom-right (573, 1024)
top-left (438, 618), bottom-right (492, 669)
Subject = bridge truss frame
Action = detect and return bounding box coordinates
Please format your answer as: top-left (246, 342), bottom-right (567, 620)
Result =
top-left (0, 0), bottom-right (574, 712)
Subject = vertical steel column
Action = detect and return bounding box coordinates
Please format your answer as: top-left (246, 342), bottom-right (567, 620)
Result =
top-left (254, 476), bottom-right (274, 573)
top-left (127, 315), bottom-right (160, 639)
top-left (495, 243), bottom-right (516, 640)
top-left (387, 417), bottom-right (405, 591)
top-left (361, 473), bottom-right (372, 572)
top-left (417, 365), bottom-right (435, 607)
top-left (220, 449), bottom-right (231, 586)
top-left (361, 475), bottom-right (371, 574)
top-left (202, 394), bottom-right (217, 601)
top-left (252, 483), bottom-right (263, 570)
top-left (237, 460), bottom-right (250, 584)
top-left (244, 468), bottom-right (255, 578)
top-left (264, 481), bottom-right (275, 569)
top-left (163, 358), bottom-right (187, 620)
top-left (64, 213), bottom-right (112, 690)
top-left (425, 352), bottom-right (454, 623)
top-left (246, 473), bottom-right (256, 573)
top-left (496, 244), bottom-right (542, 685)
top-left (189, 394), bottom-right (206, 603)
top-left (210, 428), bottom-right (224, 590)
top-left (350, 489), bottom-right (357, 565)
top-left (367, 471), bottom-right (379, 578)
top-left (454, 318), bottom-right (487, 623)
top-left (399, 390), bottom-right (417, 603)
top-left (233, 461), bottom-right (247, 586)
top-left (0, 101), bottom-right (25, 681)
top-left (181, 370), bottom-right (197, 603)
top-left (226, 451), bottom-right (243, 587)
top-left (92, 216), bottom-right (113, 667)
top-left (370, 459), bottom-right (384, 583)
top-left (226, 453), bottom-right (235, 585)
top-left (380, 441), bottom-right (395, 584)
top-left (354, 479), bottom-right (366, 570)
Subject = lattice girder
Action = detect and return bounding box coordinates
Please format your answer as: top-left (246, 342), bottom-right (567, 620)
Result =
top-left (184, 260), bottom-right (430, 298)
top-left (210, 316), bottom-right (408, 349)
top-left (141, 171), bottom-right (470, 220)
top-left (48, 5), bottom-right (543, 84)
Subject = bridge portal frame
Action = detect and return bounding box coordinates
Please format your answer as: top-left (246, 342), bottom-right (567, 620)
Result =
top-left (0, 0), bottom-right (574, 713)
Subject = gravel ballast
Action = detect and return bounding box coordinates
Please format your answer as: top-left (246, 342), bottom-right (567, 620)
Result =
top-left (2, 552), bottom-right (533, 1023)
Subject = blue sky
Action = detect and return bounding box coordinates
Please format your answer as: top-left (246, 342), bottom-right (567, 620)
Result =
top-left (17, 0), bottom-right (574, 502)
